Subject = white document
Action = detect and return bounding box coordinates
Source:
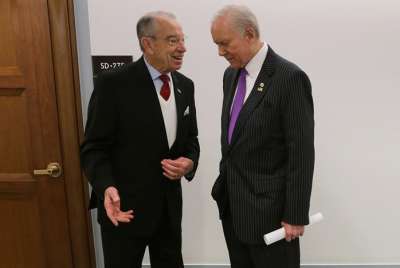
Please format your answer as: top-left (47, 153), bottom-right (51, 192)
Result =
top-left (263, 212), bottom-right (323, 245)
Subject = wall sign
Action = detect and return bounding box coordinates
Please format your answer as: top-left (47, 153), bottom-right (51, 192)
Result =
top-left (92, 55), bottom-right (133, 78)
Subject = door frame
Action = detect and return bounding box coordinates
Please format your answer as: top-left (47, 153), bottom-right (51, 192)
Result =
top-left (47, 0), bottom-right (96, 267)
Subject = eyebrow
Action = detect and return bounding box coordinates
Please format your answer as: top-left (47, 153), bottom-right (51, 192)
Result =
top-left (165, 34), bottom-right (183, 39)
top-left (215, 40), bottom-right (228, 45)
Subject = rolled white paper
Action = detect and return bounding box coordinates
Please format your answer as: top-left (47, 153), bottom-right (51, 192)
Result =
top-left (263, 212), bottom-right (323, 245)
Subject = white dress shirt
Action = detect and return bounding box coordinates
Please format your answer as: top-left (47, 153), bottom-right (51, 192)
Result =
top-left (231, 42), bottom-right (268, 112)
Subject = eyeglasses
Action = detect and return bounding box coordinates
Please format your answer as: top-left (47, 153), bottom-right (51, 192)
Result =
top-left (147, 35), bottom-right (186, 47)
top-left (165, 36), bottom-right (186, 47)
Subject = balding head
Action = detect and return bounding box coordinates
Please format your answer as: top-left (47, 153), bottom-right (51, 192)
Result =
top-left (136, 11), bottom-right (176, 51)
top-left (211, 5), bottom-right (263, 68)
top-left (212, 5), bottom-right (260, 39)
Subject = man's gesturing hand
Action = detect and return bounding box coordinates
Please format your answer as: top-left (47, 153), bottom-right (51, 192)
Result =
top-left (104, 186), bottom-right (134, 226)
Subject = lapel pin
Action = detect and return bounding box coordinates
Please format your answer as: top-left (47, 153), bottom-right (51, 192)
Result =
top-left (177, 88), bottom-right (182, 94)
top-left (257, 87), bottom-right (263, 92)
top-left (259, 82), bottom-right (265, 87)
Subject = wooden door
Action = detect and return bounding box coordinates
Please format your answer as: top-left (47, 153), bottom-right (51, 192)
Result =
top-left (0, 0), bottom-right (95, 267)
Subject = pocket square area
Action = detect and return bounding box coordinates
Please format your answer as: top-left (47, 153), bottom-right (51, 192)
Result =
top-left (183, 106), bottom-right (190, 116)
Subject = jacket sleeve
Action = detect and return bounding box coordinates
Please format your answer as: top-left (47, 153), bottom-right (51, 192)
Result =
top-left (183, 80), bottom-right (200, 181)
top-left (80, 74), bottom-right (117, 199)
top-left (281, 70), bottom-right (315, 225)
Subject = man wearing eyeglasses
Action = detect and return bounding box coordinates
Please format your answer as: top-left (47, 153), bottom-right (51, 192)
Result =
top-left (81, 11), bottom-right (199, 268)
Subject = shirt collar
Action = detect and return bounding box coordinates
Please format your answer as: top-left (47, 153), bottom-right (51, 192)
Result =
top-left (244, 42), bottom-right (268, 79)
top-left (143, 56), bottom-right (172, 81)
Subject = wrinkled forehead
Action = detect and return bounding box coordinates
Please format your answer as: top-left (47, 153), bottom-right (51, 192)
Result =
top-left (211, 17), bottom-right (239, 40)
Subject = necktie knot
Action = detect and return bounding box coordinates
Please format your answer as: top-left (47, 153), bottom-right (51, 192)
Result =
top-left (240, 68), bottom-right (248, 77)
top-left (159, 74), bottom-right (170, 83)
top-left (159, 74), bottom-right (171, 101)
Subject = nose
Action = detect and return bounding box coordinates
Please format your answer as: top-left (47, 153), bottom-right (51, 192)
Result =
top-left (218, 46), bottom-right (226, 56)
top-left (177, 40), bottom-right (186, 53)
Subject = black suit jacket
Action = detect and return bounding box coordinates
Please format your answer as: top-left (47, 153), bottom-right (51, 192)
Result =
top-left (212, 47), bottom-right (314, 244)
top-left (81, 56), bottom-right (200, 236)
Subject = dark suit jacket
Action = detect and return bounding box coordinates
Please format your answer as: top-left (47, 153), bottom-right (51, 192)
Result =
top-left (81, 56), bottom-right (200, 236)
top-left (212, 46), bottom-right (314, 244)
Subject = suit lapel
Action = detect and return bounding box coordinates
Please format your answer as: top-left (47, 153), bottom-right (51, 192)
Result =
top-left (228, 46), bottom-right (276, 148)
top-left (170, 72), bottom-right (184, 150)
top-left (136, 57), bottom-right (170, 152)
top-left (222, 68), bottom-right (239, 153)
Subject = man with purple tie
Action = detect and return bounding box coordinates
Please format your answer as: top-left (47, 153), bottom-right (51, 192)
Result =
top-left (211, 5), bottom-right (315, 268)
top-left (81, 11), bottom-right (199, 268)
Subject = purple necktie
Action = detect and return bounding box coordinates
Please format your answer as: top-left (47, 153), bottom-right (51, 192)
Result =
top-left (228, 68), bottom-right (247, 144)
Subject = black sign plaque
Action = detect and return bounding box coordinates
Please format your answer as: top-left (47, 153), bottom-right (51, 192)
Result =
top-left (92, 55), bottom-right (133, 78)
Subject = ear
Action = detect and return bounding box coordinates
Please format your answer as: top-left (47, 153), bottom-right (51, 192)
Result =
top-left (141, 37), bottom-right (154, 55)
top-left (244, 26), bottom-right (256, 41)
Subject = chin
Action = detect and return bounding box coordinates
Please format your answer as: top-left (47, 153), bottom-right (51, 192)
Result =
top-left (174, 64), bottom-right (182, 70)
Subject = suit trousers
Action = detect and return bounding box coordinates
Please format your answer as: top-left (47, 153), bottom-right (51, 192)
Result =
top-left (100, 203), bottom-right (183, 268)
top-left (222, 214), bottom-right (300, 268)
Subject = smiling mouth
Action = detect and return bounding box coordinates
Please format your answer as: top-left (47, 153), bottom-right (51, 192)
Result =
top-left (172, 55), bottom-right (183, 61)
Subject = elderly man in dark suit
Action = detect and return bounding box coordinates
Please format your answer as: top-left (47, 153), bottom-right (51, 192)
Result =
top-left (211, 5), bottom-right (314, 268)
top-left (80, 11), bottom-right (200, 268)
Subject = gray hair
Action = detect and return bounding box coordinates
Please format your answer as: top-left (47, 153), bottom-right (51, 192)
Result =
top-left (136, 11), bottom-right (176, 51)
top-left (213, 5), bottom-right (260, 38)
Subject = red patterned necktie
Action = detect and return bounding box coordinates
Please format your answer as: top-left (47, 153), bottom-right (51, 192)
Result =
top-left (159, 74), bottom-right (171, 101)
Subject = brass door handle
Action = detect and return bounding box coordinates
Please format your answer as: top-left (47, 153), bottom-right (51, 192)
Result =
top-left (33, 162), bottom-right (62, 178)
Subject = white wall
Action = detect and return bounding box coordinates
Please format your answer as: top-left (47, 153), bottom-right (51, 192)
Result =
top-left (75, 0), bottom-right (400, 266)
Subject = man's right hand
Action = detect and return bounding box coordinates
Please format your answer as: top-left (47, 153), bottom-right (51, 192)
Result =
top-left (104, 186), bottom-right (134, 226)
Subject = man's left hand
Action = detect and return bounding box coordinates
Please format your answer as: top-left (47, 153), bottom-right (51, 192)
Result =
top-left (161, 157), bottom-right (194, 180)
top-left (281, 221), bottom-right (304, 242)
